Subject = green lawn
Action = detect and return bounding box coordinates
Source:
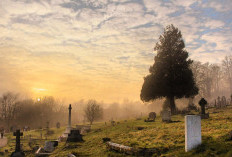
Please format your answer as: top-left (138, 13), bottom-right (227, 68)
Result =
top-left (2, 106), bottom-right (232, 156)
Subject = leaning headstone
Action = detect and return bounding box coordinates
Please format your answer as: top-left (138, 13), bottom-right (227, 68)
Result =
top-left (161, 110), bottom-right (171, 122)
top-left (185, 115), bottom-right (202, 152)
top-left (44, 141), bottom-right (58, 152)
top-left (11, 130), bottom-right (25, 157)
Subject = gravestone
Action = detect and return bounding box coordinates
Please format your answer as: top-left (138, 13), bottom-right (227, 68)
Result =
top-left (217, 96), bottom-right (221, 108)
top-left (221, 96), bottom-right (226, 107)
top-left (199, 98), bottom-right (207, 115)
top-left (199, 98), bottom-right (209, 119)
top-left (66, 129), bottom-right (83, 142)
top-left (56, 122), bottom-right (60, 129)
top-left (185, 115), bottom-right (202, 152)
top-left (161, 110), bottom-right (171, 122)
top-left (145, 112), bottom-right (156, 122)
top-left (44, 141), bottom-right (58, 152)
top-left (11, 130), bottom-right (25, 157)
top-left (62, 104), bottom-right (72, 138)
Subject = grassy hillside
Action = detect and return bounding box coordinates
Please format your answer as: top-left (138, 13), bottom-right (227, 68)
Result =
top-left (1, 106), bottom-right (232, 156)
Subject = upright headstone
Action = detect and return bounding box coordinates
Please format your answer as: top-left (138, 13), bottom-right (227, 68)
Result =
top-left (185, 115), bottom-right (202, 152)
top-left (162, 110), bottom-right (171, 122)
top-left (199, 98), bottom-right (207, 115)
top-left (217, 96), bottom-right (221, 108)
top-left (221, 96), bottom-right (226, 107)
top-left (11, 130), bottom-right (25, 157)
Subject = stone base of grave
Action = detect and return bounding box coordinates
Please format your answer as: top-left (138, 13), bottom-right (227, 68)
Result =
top-left (63, 127), bottom-right (72, 136)
top-left (200, 113), bottom-right (209, 119)
top-left (76, 125), bottom-right (91, 134)
top-left (10, 151), bottom-right (25, 157)
top-left (67, 129), bottom-right (83, 142)
top-left (144, 119), bottom-right (155, 122)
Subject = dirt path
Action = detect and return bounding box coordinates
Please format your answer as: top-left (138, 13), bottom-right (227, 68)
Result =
top-left (0, 137), bottom-right (7, 147)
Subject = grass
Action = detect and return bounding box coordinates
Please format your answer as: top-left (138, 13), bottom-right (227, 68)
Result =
top-left (1, 106), bottom-right (232, 156)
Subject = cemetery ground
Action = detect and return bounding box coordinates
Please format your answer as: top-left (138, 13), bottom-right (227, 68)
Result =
top-left (2, 107), bottom-right (232, 156)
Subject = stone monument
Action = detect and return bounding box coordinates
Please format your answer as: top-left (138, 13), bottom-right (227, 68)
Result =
top-left (185, 115), bottom-right (202, 152)
top-left (66, 129), bottom-right (83, 142)
top-left (161, 110), bottom-right (171, 122)
top-left (199, 98), bottom-right (209, 119)
top-left (62, 104), bottom-right (72, 138)
top-left (11, 130), bottom-right (25, 157)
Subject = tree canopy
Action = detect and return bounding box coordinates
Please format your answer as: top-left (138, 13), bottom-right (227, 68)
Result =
top-left (140, 24), bottom-right (198, 114)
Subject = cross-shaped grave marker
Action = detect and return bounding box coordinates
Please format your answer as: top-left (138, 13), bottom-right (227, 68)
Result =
top-left (13, 130), bottom-right (23, 152)
top-left (11, 129), bottom-right (25, 157)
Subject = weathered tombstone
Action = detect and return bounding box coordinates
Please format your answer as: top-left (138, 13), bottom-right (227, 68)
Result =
top-left (111, 121), bottom-right (115, 126)
top-left (66, 129), bottom-right (83, 142)
top-left (199, 98), bottom-right (209, 119)
top-left (145, 112), bottom-right (156, 122)
top-left (199, 98), bottom-right (207, 115)
top-left (11, 130), bottom-right (25, 157)
top-left (44, 141), bottom-right (58, 152)
top-left (217, 96), bottom-right (221, 108)
top-left (185, 115), bottom-right (202, 152)
top-left (221, 96), bottom-right (226, 107)
top-left (56, 122), bottom-right (60, 129)
top-left (161, 110), bottom-right (171, 122)
top-left (149, 112), bottom-right (156, 120)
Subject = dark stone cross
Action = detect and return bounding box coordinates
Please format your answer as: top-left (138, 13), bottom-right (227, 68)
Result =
top-left (14, 130), bottom-right (23, 152)
top-left (199, 98), bottom-right (207, 115)
top-left (11, 130), bottom-right (25, 157)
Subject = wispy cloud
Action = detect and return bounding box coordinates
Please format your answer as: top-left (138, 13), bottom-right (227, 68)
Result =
top-left (0, 0), bottom-right (231, 102)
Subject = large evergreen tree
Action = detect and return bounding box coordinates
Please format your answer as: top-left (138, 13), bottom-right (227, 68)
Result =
top-left (140, 25), bottom-right (198, 114)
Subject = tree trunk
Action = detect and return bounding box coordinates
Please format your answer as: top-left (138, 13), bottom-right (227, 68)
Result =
top-left (168, 96), bottom-right (176, 115)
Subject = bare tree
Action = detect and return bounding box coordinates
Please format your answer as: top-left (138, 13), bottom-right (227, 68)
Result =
top-left (0, 92), bottom-right (20, 130)
top-left (222, 55), bottom-right (232, 93)
top-left (84, 100), bottom-right (103, 125)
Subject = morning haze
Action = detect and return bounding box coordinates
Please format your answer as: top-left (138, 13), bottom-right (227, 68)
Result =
top-left (0, 0), bottom-right (232, 156)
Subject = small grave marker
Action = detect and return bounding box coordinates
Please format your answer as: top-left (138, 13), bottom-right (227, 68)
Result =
top-left (161, 110), bottom-right (171, 122)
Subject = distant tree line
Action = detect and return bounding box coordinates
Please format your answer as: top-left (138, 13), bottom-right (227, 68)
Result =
top-left (191, 56), bottom-right (232, 101)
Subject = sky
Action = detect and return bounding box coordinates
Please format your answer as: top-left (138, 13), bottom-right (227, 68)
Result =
top-left (0, 0), bottom-right (231, 103)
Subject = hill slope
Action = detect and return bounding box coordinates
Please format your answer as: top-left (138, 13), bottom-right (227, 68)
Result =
top-left (2, 106), bottom-right (232, 156)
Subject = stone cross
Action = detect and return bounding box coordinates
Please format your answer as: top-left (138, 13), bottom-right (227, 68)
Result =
top-left (199, 98), bottom-right (207, 115)
top-left (185, 115), bottom-right (201, 152)
top-left (68, 104), bottom-right (72, 127)
top-left (13, 130), bottom-right (23, 152)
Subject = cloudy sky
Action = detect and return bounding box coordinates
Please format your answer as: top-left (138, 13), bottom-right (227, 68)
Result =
top-left (0, 0), bottom-right (231, 103)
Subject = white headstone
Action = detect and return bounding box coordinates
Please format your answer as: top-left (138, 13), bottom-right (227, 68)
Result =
top-left (185, 115), bottom-right (202, 152)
